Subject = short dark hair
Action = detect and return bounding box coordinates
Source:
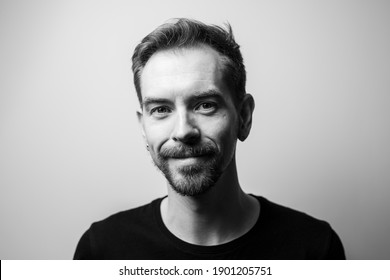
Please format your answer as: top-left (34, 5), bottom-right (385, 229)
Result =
top-left (131, 18), bottom-right (246, 104)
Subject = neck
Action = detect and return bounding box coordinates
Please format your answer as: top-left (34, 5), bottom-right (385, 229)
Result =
top-left (160, 157), bottom-right (260, 246)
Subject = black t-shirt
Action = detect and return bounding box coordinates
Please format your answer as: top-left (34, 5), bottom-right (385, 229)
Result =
top-left (74, 196), bottom-right (345, 259)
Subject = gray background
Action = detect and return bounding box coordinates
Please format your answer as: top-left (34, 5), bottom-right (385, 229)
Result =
top-left (1, 0), bottom-right (389, 259)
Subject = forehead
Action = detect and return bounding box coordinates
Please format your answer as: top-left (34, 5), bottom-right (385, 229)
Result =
top-left (140, 46), bottom-right (231, 101)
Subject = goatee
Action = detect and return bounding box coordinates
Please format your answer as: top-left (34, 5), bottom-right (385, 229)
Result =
top-left (153, 143), bottom-right (222, 196)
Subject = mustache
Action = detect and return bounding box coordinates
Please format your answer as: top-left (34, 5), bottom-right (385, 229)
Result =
top-left (159, 143), bottom-right (217, 158)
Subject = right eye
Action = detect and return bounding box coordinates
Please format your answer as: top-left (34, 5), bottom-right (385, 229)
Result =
top-left (150, 106), bottom-right (172, 117)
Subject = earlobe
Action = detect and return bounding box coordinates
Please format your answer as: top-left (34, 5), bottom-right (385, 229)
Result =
top-left (238, 93), bottom-right (255, 142)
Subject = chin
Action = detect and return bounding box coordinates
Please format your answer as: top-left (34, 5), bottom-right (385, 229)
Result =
top-left (167, 168), bottom-right (221, 197)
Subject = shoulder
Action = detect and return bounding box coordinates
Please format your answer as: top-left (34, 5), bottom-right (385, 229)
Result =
top-left (90, 197), bottom-right (162, 232)
top-left (257, 196), bottom-right (330, 231)
top-left (74, 197), bottom-right (164, 259)
top-left (253, 196), bottom-right (345, 259)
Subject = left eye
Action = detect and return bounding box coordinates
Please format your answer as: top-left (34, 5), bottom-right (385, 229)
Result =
top-left (196, 102), bottom-right (217, 112)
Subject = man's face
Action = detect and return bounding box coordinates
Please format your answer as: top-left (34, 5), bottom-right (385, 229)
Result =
top-left (138, 46), bottom-right (240, 196)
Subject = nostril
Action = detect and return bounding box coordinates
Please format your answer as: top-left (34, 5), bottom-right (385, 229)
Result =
top-left (172, 113), bottom-right (200, 143)
top-left (172, 128), bottom-right (200, 144)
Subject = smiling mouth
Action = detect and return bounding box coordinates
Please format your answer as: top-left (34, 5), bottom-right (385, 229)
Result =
top-left (171, 155), bottom-right (206, 159)
top-left (169, 155), bottom-right (210, 164)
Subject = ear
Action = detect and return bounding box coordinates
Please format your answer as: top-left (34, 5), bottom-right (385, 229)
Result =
top-left (238, 93), bottom-right (255, 142)
top-left (136, 109), bottom-right (147, 142)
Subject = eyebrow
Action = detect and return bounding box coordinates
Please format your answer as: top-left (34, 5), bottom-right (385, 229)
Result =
top-left (141, 97), bottom-right (171, 109)
top-left (191, 89), bottom-right (224, 101)
top-left (141, 89), bottom-right (224, 109)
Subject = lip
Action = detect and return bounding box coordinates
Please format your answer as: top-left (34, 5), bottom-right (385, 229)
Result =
top-left (169, 155), bottom-right (208, 164)
top-left (171, 155), bottom-right (205, 159)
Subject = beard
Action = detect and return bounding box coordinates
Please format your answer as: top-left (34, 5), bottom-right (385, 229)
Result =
top-left (152, 143), bottom-right (223, 196)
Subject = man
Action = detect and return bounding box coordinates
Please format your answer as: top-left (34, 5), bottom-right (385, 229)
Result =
top-left (74, 18), bottom-right (345, 259)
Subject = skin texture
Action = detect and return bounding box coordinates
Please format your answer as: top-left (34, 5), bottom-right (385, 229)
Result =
top-left (137, 45), bottom-right (259, 245)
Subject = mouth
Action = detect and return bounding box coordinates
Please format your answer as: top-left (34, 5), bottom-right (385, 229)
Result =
top-left (171, 154), bottom-right (206, 159)
top-left (169, 155), bottom-right (210, 165)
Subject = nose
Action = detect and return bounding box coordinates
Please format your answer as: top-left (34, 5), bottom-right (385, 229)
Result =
top-left (171, 111), bottom-right (200, 144)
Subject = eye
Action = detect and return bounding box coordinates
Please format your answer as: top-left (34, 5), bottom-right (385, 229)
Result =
top-left (150, 106), bottom-right (172, 117)
top-left (196, 102), bottom-right (217, 113)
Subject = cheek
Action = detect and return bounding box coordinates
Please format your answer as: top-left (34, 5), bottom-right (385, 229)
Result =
top-left (201, 114), bottom-right (239, 146)
top-left (143, 121), bottom-right (171, 148)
